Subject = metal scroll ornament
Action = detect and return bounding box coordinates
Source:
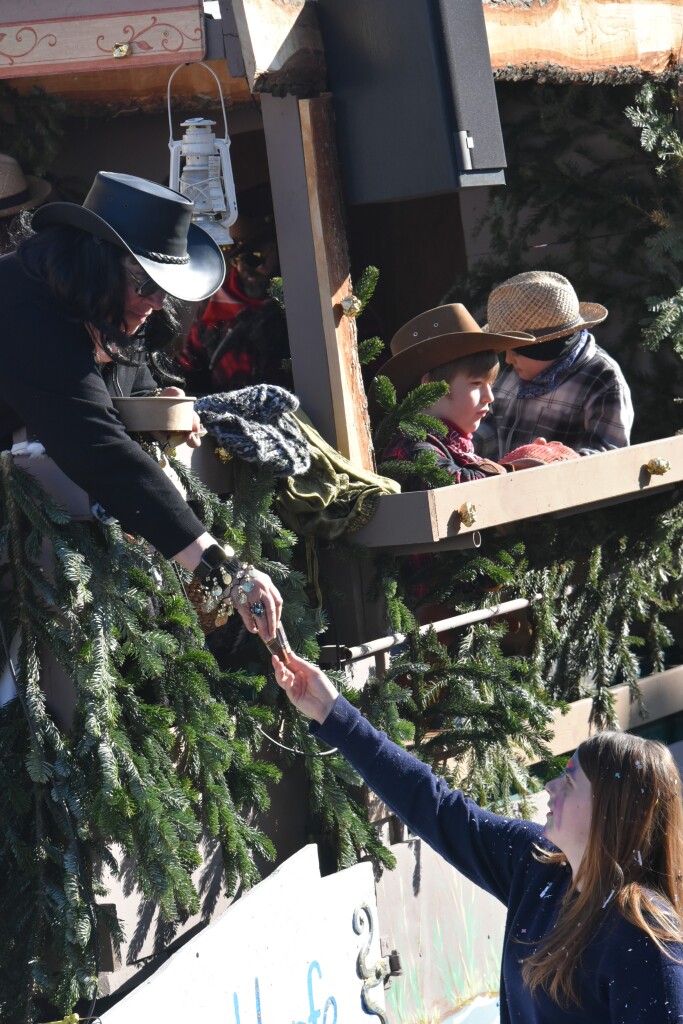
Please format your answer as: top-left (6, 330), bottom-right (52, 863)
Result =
top-left (341, 293), bottom-right (363, 317)
top-left (353, 903), bottom-right (389, 1022)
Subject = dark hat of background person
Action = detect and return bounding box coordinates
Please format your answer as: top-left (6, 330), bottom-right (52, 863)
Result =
top-left (31, 171), bottom-right (225, 303)
top-left (485, 271), bottom-right (608, 361)
top-left (0, 153), bottom-right (51, 218)
top-left (227, 182), bottom-right (277, 262)
top-left (375, 303), bottom-right (535, 401)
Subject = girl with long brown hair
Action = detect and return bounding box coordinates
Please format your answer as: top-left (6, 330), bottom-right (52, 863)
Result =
top-left (273, 651), bottom-right (683, 1023)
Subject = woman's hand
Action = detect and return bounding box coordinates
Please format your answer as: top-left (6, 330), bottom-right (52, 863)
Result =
top-left (231, 567), bottom-right (283, 644)
top-left (272, 650), bottom-right (339, 724)
top-left (158, 385), bottom-right (204, 449)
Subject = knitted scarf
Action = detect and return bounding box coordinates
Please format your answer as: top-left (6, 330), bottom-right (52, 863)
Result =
top-left (440, 419), bottom-right (484, 464)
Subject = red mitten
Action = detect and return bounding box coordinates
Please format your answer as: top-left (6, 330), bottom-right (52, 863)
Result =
top-left (500, 441), bottom-right (580, 465)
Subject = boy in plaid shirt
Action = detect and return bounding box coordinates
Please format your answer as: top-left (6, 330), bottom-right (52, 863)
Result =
top-left (475, 271), bottom-right (633, 460)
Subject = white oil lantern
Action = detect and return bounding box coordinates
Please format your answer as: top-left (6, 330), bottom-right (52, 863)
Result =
top-left (167, 63), bottom-right (238, 247)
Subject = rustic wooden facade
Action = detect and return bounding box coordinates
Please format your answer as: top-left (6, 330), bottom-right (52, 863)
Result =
top-left (3, 2), bottom-right (683, 1016)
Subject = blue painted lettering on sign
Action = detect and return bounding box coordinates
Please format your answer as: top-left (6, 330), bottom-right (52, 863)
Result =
top-left (232, 961), bottom-right (338, 1023)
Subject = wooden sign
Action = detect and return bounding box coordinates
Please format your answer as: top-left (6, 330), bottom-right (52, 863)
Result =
top-left (0, 0), bottom-right (205, 79)
top-left (99, 845), bottom-right (387, 1023)
top-left (352, 435), bottom-right (683, 552)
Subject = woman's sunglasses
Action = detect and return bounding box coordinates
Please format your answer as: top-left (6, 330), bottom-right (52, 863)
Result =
top-left (124, 264), bottom-right (165, 298)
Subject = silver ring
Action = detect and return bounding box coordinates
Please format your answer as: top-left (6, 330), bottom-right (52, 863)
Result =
top-left (250, 601), bottom-right (265, 618)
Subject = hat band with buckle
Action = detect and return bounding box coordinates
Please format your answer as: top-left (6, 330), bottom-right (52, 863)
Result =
top-left (0, 187), bottom-right (29, 211)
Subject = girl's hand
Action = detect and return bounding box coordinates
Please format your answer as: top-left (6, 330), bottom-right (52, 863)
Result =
top-left (232, 568), bottom-right (283, 644)
top-left (272, 650), bottom-right (339, 724)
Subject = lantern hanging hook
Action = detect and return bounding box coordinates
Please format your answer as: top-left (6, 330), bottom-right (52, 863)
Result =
top-left (167, 60), bottom-right (229, 147)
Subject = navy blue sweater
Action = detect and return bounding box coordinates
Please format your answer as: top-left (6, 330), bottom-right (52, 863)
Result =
top-left (314, 696), bottom-right (683, 1023)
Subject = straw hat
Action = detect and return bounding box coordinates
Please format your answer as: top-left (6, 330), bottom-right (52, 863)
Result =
top-left (377, 303), bottom-right (534, 400)
top-left (485, 271), bottom-right (607, 342)
top-left (32, 171), bottom-right (225, 303)
top-left (0, 153), bottom-right (51, 218)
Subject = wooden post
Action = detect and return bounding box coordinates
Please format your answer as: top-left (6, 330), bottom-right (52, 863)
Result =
top-left (261, 92), bottom-right (374, 469)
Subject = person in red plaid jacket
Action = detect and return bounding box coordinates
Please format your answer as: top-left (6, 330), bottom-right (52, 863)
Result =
top-left (175, 187), bottom-right (288, 395)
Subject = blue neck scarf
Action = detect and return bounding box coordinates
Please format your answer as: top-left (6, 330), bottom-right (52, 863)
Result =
top-left (517, 331), bottom-right (589, 400)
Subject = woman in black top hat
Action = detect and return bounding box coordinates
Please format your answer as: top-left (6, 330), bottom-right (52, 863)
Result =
top-left (0, 171), bottom-right (282, 641)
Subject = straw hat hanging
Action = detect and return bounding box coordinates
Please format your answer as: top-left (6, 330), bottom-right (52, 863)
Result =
top-left (0, 153), bottom-right (51, 219)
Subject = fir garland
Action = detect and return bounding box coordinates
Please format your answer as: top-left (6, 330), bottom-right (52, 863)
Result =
top-left (0, 449), bottom-right (391, 1024)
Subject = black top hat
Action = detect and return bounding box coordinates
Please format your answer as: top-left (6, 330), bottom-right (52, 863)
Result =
top-left (32, 172), bottom-right (225, 303)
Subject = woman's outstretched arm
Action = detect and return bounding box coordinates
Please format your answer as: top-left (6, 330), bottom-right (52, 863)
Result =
top-left (272, 651), bottom-right (543, 906)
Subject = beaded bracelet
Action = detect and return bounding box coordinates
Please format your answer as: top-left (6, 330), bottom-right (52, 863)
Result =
top-left (193, 544), bottom-right (243, 626)
top-left (227, 564), bottom-right (256, 607)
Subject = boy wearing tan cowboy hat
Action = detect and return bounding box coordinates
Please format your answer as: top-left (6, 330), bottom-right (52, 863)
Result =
top-left (377, 303), bottom-right (538, 490)
top-left (475, 271), bottom-right (633, 460)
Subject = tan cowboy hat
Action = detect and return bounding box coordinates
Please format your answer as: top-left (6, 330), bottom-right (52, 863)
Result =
top-left (376, 303), bottom-right (534, 400)
top-left (485, 271), bottom-right (608, 343)
top-left (0, 153), bottom-right (51, 219)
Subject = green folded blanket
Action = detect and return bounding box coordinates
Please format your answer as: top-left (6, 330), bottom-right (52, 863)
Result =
top-left (276, 410), bottom-right (400, 539)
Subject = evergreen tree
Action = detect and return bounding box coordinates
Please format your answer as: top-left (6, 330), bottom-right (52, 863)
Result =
top-left (625, 83), bottom-right (683, 354)
top-left (442, 80), bottom-right (683, 440)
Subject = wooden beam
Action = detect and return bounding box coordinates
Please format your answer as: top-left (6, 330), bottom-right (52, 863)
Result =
top-left (217, 0), bottom-right (681, 95)
top-left (352, 435), bottom-right (683, 549)
top-left (261, 93), bottom-right (374, 469)
top-left (546, 665), bottom-right (683, 757)
top-left (230, 0), bottom-right (325, 96)
top-left (11, 58), bottom-right (252, 113)
top-left (228, 0), bottom-right (682, 92)
top-left (484, 0), bottom-right (683, 82)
